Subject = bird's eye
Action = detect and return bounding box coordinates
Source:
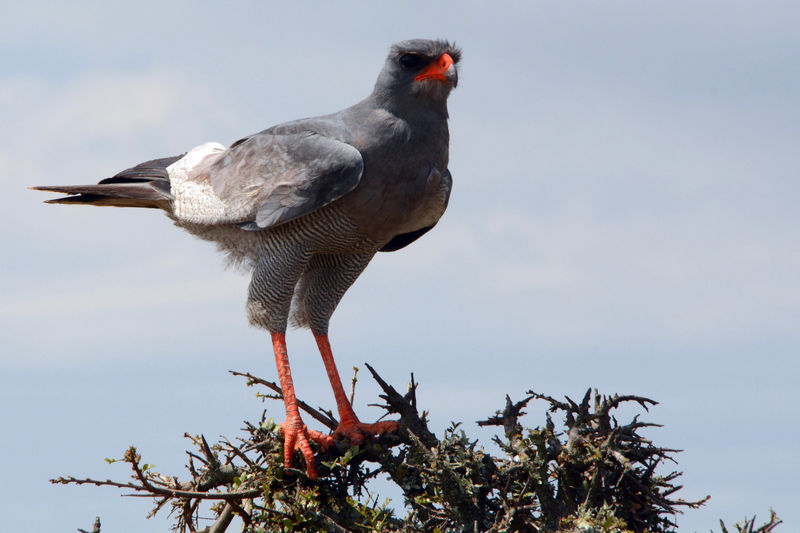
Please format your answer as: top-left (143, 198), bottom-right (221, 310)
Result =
top-left (399, 53), bottom-right (426, 69)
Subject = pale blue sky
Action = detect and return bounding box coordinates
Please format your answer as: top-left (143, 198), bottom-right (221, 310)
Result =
top-left (1, 2), bottom-right (798, 531)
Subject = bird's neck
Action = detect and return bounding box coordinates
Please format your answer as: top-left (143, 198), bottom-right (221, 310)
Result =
top-left (369, 87), bottom-right (450, 124)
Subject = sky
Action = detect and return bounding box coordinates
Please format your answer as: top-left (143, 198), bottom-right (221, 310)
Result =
top-left (1, 1), bottom-right (799, 531)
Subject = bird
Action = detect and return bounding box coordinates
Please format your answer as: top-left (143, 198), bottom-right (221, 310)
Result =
top-left (33, 38), bottom-right (460, 479)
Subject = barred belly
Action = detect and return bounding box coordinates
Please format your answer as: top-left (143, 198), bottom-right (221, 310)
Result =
top-left (174, 204), bottom-right (379, 333)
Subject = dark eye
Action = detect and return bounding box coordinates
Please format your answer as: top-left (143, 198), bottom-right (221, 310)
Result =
top-left (399, 53), bottom-right (426, 69)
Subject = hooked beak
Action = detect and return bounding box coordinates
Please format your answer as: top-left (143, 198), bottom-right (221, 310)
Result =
top-left (414, 53), bottom-right (457, 85)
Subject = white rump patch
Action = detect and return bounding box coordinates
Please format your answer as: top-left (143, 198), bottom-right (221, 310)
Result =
top-left (167, 142), bottom-right (232, 224)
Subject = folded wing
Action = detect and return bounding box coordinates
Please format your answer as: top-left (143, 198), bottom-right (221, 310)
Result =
top-left (170, 131), bottom-right (364, 229)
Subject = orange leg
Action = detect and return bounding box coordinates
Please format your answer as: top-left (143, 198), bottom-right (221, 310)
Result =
top-left (271, 332), bottom-right (332, 479)
top-left (314, 333), bottom-right (399, 443)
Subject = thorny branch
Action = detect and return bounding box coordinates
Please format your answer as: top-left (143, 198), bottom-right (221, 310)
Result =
top-left (719, 509), bottom-right (783, 533)
top-left (55, 370), bottom-right (778, 533)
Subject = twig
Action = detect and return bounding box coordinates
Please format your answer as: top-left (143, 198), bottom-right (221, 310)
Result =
top-left (364, 363), bottom-right (437, 448)
top-left (229, 370), bottom-right (338, 430)
top-left (349, 366), bottom-right (359, 405)
top-left (53, 474), bottom-right (261, 501)
top-left (77, 516), bottom-right (101, 533)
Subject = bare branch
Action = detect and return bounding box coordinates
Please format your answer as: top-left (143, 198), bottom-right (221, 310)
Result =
top-left (198, 503), bottom-right (235, 533)
top-left (53, 474), bottom-right (261, 501)
top-left (77, 516), bottom-right (101, 533)
top-left (349, 366), bottom-right (359, 405)
top-left (229, 370), bottom-right (338, 430)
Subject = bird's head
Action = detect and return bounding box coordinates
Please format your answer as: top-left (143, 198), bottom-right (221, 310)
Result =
top-left (374, 39), bottom-right (461, 107)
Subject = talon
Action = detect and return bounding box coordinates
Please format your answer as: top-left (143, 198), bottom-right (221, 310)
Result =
top-left (313, 333), bottom-right (400, 446)
top-left (333, 417), bottom-right (400, 444)
top-left (280, 416), bottom-right (332, 479)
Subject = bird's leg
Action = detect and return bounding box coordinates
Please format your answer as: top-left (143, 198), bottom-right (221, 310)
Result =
top-left (313, 333), bottom-right (399, 444)
top-left (271, 332), bottom-right (333, 479)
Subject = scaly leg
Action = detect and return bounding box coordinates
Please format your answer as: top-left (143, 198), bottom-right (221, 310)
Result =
top-left (314, 333), bottom-right (399, 443)
top-left (271, 332), bottom-right (333, 479)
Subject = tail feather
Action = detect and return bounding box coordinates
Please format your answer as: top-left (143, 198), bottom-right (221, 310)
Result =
top-left (32, 154), bottom-right (183, 209)
top-left (99, 155), bottom-right (182, 184)
top-left (32, 183), bottom-right (170, 208)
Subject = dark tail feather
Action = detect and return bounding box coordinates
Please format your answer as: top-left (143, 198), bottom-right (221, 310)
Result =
top-left (31, 183), bottom-right (170, 208)
top-left (32, 154), bottom-right (183, 209)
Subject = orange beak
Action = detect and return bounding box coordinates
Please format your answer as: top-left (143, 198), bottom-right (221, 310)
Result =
top-left (414, 53), bottom-right (455, 83)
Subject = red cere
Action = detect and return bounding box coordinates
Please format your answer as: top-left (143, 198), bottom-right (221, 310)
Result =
top-left (414, 53), bottom-right (455, 82)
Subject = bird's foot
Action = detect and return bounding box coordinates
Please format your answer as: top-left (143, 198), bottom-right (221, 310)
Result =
top-left (332, 416), bottom-right (400, 445)
top-left (279, 415), bottom-right (334, 480)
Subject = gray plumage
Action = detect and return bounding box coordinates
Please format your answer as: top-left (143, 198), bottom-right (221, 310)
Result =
top-left (34, 39), bottom-right (460, 335)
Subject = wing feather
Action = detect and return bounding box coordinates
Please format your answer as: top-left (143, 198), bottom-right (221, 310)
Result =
top-left (169, 132), bottom-right (363, 228)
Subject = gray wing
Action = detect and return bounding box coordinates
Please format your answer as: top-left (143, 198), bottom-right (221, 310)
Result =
top-left (379, 168), bottom-right (453, 252)
top-left (170, 131), bottom-right (363, 229)
top-left (379, 225), bottom-right (436, 252)
top-left (215, 131), bottom-right (363, 229)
